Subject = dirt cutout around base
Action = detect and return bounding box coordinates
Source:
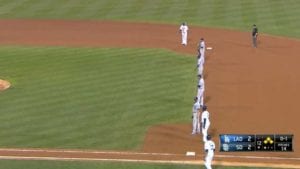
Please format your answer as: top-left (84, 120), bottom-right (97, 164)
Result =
top-left (0, 79), bottom-right (11, 91)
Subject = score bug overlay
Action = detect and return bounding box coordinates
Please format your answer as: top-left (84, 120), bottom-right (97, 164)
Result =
top-left (219, 134), bottom-right (293, 152)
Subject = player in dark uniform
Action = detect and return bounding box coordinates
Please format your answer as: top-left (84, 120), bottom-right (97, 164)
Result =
top-left (252, 24), bottom-right (258, 48)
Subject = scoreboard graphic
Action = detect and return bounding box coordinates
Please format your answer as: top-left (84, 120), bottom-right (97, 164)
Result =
top-left (219, 134), bottom-right (293, 152)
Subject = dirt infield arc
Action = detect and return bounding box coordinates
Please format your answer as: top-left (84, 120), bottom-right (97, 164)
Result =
top-left (0, 79), bottom-right (10, 91)
top-left (0, 19), bottom-right (300, 168)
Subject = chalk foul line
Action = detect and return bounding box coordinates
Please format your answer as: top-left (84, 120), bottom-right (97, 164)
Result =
top-left (0, 148), bottom-right (300, 168)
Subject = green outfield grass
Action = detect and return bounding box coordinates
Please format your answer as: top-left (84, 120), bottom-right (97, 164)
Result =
top-left (0, 160), bottom-right (282, 169)
top-left (0, 46), bottom-right (196, 150)
top-left (0, 0), bottom-right (299, 38)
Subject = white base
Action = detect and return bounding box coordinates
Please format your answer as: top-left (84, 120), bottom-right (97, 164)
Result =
top-left (186, 151), bottom-right (196, 156)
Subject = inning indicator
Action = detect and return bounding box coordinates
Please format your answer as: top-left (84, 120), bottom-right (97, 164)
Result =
top-left (219, 134), bottom-right (293, 152)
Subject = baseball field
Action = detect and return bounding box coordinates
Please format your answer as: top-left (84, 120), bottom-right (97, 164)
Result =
top-left (0, 0), bottom-right (300, 169)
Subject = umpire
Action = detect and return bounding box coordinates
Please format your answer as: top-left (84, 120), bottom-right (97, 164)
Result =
top-left (252, 24), bottom-right (258, 48)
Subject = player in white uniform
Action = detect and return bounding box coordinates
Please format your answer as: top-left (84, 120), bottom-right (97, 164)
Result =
top-left (192, 97), bottom-right (201, 134)
top-left (201, 105), bottom-right (210, 142)
top-left (197, 74), bottom-right (205, 107)
top-left (179, 22), bottom-right (188, 46)
top-left (198, 38), bottom-right (206, 62)
top-left (204, 135), bottom-right (215, 169)
top-left (197, 53), bottom-right (204, 76)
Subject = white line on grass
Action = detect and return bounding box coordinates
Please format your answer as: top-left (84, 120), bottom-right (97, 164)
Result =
top-left (215, 154), bottom-right (300, 161)
top-left (1, 148), bottom-right (300, 168)
top-left (1, 155), bottom-right (300, 169)
top-left (1, 148), bottom-right (300, 161)
top-left (0, 148), bottom-right (178, 156)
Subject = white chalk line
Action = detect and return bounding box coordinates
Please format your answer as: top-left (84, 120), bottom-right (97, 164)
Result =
top-left (1, 148), bottom-right (300, 161)
top-left (0, 148), bottom-right (177, 156)
top-left (1, 148), bottom-right (300, 168)
top-left (215, 154), bottom-right (300, 161)
top-left (1, 156), bottom-right (199, 164)
top-left (1, 155), bottom-right (300, 169)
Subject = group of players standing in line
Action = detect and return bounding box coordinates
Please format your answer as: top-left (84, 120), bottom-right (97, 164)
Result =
top-left (180, 22), bottom-right (259, 169)
top-left (179, 22), bottom-right (215, 169)
top-left (194, 38), bottom-right (215, 169)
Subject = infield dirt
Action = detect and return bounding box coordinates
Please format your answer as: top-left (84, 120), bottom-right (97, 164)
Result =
top-left (0, 79), bottom-right (11, 91)
top-left (0, 20), bottom-right (299, 167)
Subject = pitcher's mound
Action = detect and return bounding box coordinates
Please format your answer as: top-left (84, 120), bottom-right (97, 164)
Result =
top-left (0, 79), bottom-right (11, 91)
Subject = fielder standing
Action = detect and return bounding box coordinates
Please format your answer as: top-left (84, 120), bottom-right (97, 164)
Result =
top-left (198, 38), bottom-right (206, 59)
top-left (197, 74), bottom-right (205, 107)
top-left (201, 105), bottom-right (210, 142)
top-left (192, 97), bottom-right (201, 134)
top-left (179, 22), bottom-right (189, 46)
top-left (252, 24), bottom-right (258, 48)
top-left (197, 52), bottom-right (204, 76)
top-left (204, 135), bottom-right (215, 169)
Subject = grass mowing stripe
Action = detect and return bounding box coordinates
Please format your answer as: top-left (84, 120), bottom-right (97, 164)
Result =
top-left (4, 0), bottom-right (37, 18)
top-left (0, 0), bottom-right (300, 37)
top-left (211, 0), bottom-right (226, 24)
top-left (0, 46), bottom-right (195, 150)
top-left (0, 159), bottom-right (284, 169)
top-left (240, 1), bottom-right (256, 26)
top-left (0, 0), bottom-right (28, 16)
top-left (77, 0), bottom-right (112, 19)
top-left (160, 0), bottom-right (184, 22)
top-left (181, 0), bottom-right (202, 23)
top-left (40, 0), bottom-right (75, 19)
top-left (11, 0), bottom-right (49, 18)
top-left (105, 0), bottom-right (139, 20)
top-left (95, 0), bottom-right (121, 20)
top-left (135, 0), bottom-right (159, 19)
top-left (62, 0), bottom-right (92, 19)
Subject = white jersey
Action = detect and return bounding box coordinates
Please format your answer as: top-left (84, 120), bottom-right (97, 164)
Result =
top-left (201, 110), bottom-right (210, 127)
top-left (180, 25), bottom-right (188, 34)
top-left (199, 40), bottom-right (206, 57)
top-left (204, 140), bottom-right (215, 156)
top-left (197, 55), bottom-right (204, 67)
top-left (200, 41), bottom-right (205, 49)
top-left (193, 102), bottom-right (200, 114)
top-left (198, 78), bottom-right (205, 90)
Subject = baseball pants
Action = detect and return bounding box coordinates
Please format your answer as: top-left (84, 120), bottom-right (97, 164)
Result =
top-left (252, 36), bottom-right (257, 47)
top-left (198, 64), bottom-right (204, 76)
top-left (205, 154), bottom-right (214, 169)
top-left (197, 88), bottom-right (204, 106)
top-left (200, 48), bottom-right (205, 58)
top-left (182, 33), bottom-right (188, 45)
top-left (202, 122), bottom-right (210, 142)
top-left (192, 113), bottom-right (200, 134)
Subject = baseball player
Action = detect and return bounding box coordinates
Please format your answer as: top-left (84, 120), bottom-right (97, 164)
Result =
top-left (252, 24), bottom-right (258, 48)
top-left (196, 52), bottom-right (204, 76)
top-left (179, 22), bottom-right (188, 46)
top-left (198, 38), bottom-right (206, 59)
top-left (201, 105), bottom-right (210, 142)
top-left (197, 74), bottom-right (205, 107)
top-left (192, 97), bottom-right (201, 134)
top-left (204, 135), bottom-right (215, 169)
